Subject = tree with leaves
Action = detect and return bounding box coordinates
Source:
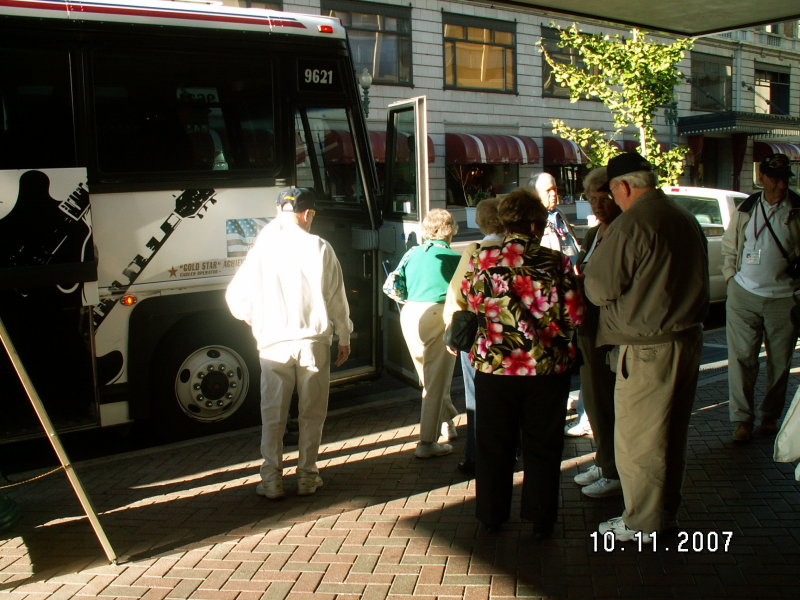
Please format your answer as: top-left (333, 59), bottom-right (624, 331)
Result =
top-left (538, 25), bottom-right (693, 184)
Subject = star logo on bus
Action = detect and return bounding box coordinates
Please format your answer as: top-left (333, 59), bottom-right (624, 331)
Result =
top-left (169, 266), bottom-right (177, 278)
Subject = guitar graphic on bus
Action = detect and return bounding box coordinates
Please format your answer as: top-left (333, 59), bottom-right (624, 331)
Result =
top-left (92, 188), bottom-right (218, 329)
top-left (0, 170), bottom-right (93, 291)
top-left (91, 188), bottom-right (217, 385)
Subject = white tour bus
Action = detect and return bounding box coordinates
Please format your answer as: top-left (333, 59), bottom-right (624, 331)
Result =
top-left (0, 0), bottom-right (430, 441)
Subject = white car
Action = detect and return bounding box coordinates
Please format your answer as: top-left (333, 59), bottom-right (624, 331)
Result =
top-left (663, 185), bottom-right (749, 303)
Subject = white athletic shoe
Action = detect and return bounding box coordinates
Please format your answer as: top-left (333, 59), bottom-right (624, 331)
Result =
top-left (415, 441), bottom-right (453, 458)
top-left (297, 474), bottom-right (324, 496)
top-left (573, 464), bottom-right (602, 486)
top-left (598, 516), bottom-right (652, 543)
top-left (581, 477), bottom-right (622, 498)
top-left (255, 478), bottom-right (285, 500)
top-left (441, 420), bottom-right (458, 441)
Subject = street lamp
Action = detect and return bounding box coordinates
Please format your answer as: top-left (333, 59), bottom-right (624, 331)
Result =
top-left (359, 68), bottom-right (372, 117)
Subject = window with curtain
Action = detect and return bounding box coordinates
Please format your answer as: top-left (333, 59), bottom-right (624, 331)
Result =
top-left (443, 13), bottom-right (515, 93)
top-left (322, 0), bottom-right (411, 85)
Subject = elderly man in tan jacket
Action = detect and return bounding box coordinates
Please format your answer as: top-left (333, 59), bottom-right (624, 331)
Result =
top-left (584, 153), bottom-right (708, 544)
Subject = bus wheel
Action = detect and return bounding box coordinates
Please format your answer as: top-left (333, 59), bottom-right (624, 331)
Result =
top-left (153, 326), bottom-right (259, 438)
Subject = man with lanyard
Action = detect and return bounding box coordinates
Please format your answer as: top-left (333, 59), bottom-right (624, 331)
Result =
top-left (530, 172), bottom-right (581, 265)
top-left (722, 153), bottom-right (800, 442)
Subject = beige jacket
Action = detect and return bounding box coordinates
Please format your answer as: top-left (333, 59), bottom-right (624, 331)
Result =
top-left (721, 189), bottom-right (800, 283)
top-left (584, 188), bottom-right (709, 346)
top-left (442, 235), bottom-right (503, 326)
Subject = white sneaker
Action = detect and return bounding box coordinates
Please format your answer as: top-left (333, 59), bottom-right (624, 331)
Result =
top-left (256, 478), bottom-right (285, 500)
top-left (297, 474), bottom-right (323, 496)
top-left (581, 477), bottom-right (622, 498)
top-left (415, 441), bottom-right (453, 458)
top-left (564, 420), bottom-right (592, 437)
top-left (598, 516), bottom-right (652, 543)
top-left (573, 464), bottom-right (602, 486)
top-left (441, 420), bottom-right (458, 441)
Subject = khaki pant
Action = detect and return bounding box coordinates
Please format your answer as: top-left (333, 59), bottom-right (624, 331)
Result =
top-left (613, 331), bottom-right (702, 533)
top-left (258, 339), bottom-right (330, 483)
top-left (400, 301), bottom-right (458, 443)
top-left (578, 333), bottom-right (617, 479)
top-left (726, 279), bottom-right (797, 424)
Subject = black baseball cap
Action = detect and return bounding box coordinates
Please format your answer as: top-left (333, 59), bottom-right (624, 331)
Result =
top-left (600, 152), bottom-right (654, 191)
top-left (276, 187), bottom-right (317, 212)
top-left (759, 153), bottom-right (794, 179)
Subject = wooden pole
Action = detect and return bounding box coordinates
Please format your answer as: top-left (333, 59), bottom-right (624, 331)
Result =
top-left (0, 317), bottom-right (117, 564)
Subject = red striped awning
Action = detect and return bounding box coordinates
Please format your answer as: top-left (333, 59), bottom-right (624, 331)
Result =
top-left (323, 130), bottom-right (434, 163)
top-left (753, 141), bottom-right (800, 162)
top-left (445, 133), bottom-right (540, 165)
top-left (543, 136), bottom-right (587, 165)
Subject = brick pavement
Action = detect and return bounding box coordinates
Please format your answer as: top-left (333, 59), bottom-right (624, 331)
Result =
top-left (1, 330), bottom-right (798, 600)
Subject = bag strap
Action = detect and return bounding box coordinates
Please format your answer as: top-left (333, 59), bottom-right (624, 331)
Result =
top-left (761, 200), bottom-right (792, 262)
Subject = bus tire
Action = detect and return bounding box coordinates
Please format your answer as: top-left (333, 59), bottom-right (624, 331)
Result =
top-left (151, 323), bottom-right (260, 439)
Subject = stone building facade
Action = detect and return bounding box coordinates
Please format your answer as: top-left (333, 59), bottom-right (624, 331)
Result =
top-left (236, 0), bottom-right (800, 206)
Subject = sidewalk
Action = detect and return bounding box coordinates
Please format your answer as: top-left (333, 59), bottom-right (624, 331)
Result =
top-left (1, 332), bottom-right (798, 600)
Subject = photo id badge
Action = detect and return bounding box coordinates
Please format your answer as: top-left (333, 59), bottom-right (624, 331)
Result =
top-left (744, 248), bottom-right (761, 265)
top-left (561, 244), bottom-right (575, 256)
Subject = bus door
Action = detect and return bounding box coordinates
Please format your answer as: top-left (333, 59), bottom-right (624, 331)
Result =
top-left (380, 96), bottom-right (430, 383)
top-left (293, 105), bottom-right (381, 384)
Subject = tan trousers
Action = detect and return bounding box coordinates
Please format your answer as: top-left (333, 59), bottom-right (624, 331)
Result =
top-left (258, 339), bottom-right (330, 483)
top-left (400, 301), bottom-right (459, 443)
top-left (578, 333), bottom-right (617, 479)
top-left (726, 279), bottom-right (797, 424)
top-left (613, 331), bottom-right (702, 533)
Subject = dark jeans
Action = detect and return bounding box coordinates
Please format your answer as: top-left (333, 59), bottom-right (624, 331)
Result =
top-left (474, 371), bottom-right (569, 528)
top-left (459, 351), bottom-right (476, 463)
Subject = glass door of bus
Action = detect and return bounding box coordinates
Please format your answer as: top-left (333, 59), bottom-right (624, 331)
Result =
top-left (380, 96), bottom-right (430, 382)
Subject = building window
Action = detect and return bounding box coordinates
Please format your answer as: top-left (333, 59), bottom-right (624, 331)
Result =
top-left (443, 13), bottom-right (515, 93)
top-left (238, 1), bottom-right (282, 9)
top-left (690, 53), bottom-right (732, 112)
top-left (541, 26), bottom-right (582, 99)
top-left (322, 1), bottom-right (411, 85)
top-left (754, 66), bottom-right (790, 115)
top-left (764, 21), bottom-right (798, 37)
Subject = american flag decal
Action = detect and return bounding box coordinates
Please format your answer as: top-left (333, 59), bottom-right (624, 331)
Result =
top-left (226, 217), bottom-right (269, 257)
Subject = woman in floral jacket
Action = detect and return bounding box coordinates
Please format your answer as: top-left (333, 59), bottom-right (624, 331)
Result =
top-left (461, 187), bottom-right (584, 538)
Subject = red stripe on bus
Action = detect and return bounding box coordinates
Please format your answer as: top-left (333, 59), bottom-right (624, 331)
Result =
top-left (0, 0), bottom-right (308, 29)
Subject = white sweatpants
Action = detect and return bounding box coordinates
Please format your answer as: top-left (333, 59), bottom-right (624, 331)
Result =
top-left (258, 339), bottom-right (330, 482)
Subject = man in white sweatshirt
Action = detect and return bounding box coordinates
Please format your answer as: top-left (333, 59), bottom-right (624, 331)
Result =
top-left (226, 188), bottom-right (352, 499)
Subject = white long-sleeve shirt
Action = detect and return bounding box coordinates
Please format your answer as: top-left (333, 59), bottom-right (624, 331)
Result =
top-left (225, 216), bottom-right (352, 354)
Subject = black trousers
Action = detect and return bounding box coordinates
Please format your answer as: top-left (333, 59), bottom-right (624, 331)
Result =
top-left (474, 371), bottom-right (569, 528)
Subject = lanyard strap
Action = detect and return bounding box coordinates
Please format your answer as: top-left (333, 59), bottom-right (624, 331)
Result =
top-left (752, 197), bottom-right (777, 241)
top-left (759, 200), bottom-right (791, 262)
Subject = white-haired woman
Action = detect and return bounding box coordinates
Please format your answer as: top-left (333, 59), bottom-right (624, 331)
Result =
top-left (388, 209), bottom-right (462, 458)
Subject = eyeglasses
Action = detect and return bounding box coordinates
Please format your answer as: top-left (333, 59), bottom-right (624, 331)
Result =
top-left (587, 194), bottom-right (612, 204)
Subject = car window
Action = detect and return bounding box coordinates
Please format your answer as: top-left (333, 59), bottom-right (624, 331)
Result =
top-left (668, 195), bottom-right (723, 225)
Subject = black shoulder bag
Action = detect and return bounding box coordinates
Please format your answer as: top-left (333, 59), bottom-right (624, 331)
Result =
top-left (444, 310), bottom-right (479, 353)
